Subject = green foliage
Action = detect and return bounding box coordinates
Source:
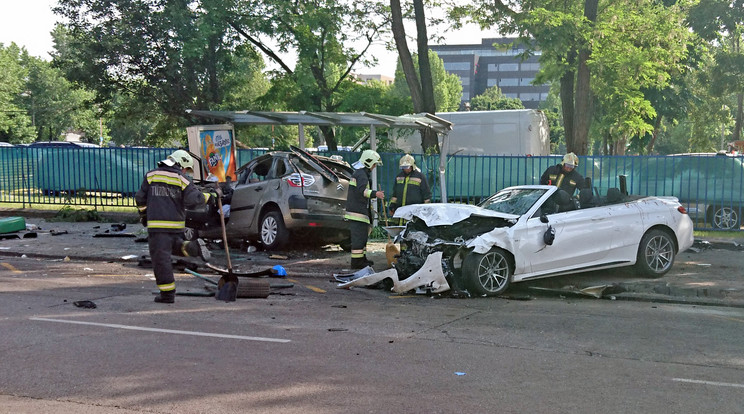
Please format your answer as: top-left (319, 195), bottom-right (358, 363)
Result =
top-left (49, 206), bottom-right (103, 222)
top-left (470, 86), bottom-right (524, 110)
top-left (53, 0), bottom-right (269, 146)
top-left (0, 43), bottom-right (100, 144)
top-left (0, 44), bottom-right (35, 143)
top-left (390, 50), bottom-right (462, 112)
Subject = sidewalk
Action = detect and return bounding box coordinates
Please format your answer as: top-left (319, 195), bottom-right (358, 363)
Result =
top-left (1, 211), bottom-right (743, 307)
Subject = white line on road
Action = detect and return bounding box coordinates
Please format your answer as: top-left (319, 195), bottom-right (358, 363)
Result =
top-left (672, 378), bottom-right (744, 389)
top-left (30, 317), bottom-right (290, 343)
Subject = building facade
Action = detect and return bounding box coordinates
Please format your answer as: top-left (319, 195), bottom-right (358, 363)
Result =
top-left (431, 38), bottom-right (550, 109)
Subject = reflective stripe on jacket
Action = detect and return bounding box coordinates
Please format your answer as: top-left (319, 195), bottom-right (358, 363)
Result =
top-left (344, 167), bottom-right (376, 224)
top-left (135, 165), bottom-right (206, 233)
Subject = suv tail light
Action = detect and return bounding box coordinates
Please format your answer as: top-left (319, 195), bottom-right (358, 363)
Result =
top-left (287, 172), bottom-right (316, 187)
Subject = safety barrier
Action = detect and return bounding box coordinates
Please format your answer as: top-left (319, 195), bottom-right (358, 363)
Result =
top-left (0, 147), bottom-right (741, 231)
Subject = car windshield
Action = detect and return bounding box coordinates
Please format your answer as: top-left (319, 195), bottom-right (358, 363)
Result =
top-left (479, 188), bottom-right (547, 216)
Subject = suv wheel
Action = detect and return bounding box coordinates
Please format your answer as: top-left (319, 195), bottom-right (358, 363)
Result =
top-left (259, 211), bottom-right (288, 250)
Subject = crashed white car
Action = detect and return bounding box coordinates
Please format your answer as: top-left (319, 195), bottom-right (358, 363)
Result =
top-left (341, 185), bottom-right (694, 297)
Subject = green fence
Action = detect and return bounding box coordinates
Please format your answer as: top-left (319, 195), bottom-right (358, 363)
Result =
top-left (0, 147), bottom-right (741, 231)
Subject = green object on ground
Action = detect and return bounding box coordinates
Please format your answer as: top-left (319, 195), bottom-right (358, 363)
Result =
top-left (0, 216), bottom-right (25, 234)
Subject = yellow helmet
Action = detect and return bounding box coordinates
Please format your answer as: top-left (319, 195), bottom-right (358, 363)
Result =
top-left (359, 149), bottom-right (382, 168)
top-left (562, 152), bottom-right (579, 167)
top-left (399, 154), bottom-right (415, 169)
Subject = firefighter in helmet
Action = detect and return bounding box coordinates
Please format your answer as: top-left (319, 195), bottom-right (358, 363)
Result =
top-left (344, 149), bottom-right (384, 269)
top-left (135, 149), bottom-right (211, 303)
top-left (388, 154), bottom-right (431, 225)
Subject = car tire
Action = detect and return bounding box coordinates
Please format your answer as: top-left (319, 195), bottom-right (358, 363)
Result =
top-left (259, 211), bottom-right (288, 250)
top-left (635, 229), bottom-right (675, 278)
top-left (708, 205), bottom-right (741, 230)
top-left (462, 248), bottom-right (512, 296)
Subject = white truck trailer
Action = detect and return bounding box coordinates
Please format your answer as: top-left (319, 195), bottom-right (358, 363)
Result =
top-left (394, 109), bottom-right (550, 156)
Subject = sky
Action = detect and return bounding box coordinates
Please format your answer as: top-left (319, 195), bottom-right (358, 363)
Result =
top-left (0, 0), bottom-right (496, 77)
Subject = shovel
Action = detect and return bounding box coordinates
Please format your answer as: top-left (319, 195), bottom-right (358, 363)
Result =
top-left (214, 191), bottom-right (238, 302)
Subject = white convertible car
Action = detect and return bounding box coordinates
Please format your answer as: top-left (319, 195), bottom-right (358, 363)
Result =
top-left (340, 185), bottom-right (694, 297)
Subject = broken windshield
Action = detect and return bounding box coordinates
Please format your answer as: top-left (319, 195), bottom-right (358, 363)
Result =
top-left (479, 188), bottom-right (547, 216)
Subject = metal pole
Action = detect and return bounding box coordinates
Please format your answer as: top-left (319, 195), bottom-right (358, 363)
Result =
top-left (370, 124), bottom-right (378, 227)
top-left (298, 124), bottom-right (305, 149)
top-left (439, 132), bottom-right (449, 203)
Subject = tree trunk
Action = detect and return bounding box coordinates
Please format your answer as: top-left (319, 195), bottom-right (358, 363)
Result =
top-left (572, 0), bottom-right (598, 156)
top-left (390, 0), bottom-right (423, 112)
top-left (560, 70), bottom-right (575, 152)
top-left (413, 0), bottom-right (439, 153)
top-left (646, 114), bottom-right (663, 154)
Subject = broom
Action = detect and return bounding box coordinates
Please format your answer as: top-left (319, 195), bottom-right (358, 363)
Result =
top-left (379, 186), bottom-right (400, 267)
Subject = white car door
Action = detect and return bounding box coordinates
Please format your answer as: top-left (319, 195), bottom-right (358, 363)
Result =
top-left (521, 208), bottom-right (616, 275)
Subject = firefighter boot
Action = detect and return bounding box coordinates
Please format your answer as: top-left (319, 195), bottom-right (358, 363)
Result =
top-left (350, 257), bottom-right (369, 270)
top-left (154, 290), bottom-right (175, 303)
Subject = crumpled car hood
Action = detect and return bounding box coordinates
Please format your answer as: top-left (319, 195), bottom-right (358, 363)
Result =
top-left (393, 203), bottom-right (519, 227)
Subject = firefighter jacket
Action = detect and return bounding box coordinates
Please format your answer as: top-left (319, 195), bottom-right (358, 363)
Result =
top-left (344, 167), bottom-right (378, 225)
top-left (389, 168), bottom-right (431, 210)
top-left (540, 164), bottom-right (585, 196)
top-left (135, 164), bottom-right (207, 233)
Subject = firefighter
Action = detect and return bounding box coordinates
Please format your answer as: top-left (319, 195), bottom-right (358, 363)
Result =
top-left (135, 149), bottom-right (211, 303)
top-left (344, 149), bottom-right (385, 269)
top-left (540, 152), bottom-right (585, 196)
top-left (388, 154), bottom-right (431, 225)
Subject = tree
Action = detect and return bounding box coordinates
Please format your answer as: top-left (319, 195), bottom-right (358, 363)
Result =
top-left (390, 50), bottom-right (462, 114)
top-left (0, 43), bottom-right (99, 144)
top-left (451, 0), bottom-right (692, 155)
top-left (687, 0), bottom-right (744, 143)
top-left (0, 44), bottom-right (35, 143)
top-left (470, 86), bottom-right (524, 111)
top-left (53, 0), bottom-right (269, 146)
top-left (389, 0), bottom-right (440, 153)
top-left (225, 0), bottom-right (387, 150)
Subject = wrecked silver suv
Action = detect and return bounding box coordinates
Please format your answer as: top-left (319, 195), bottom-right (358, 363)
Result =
top-left (187, 146), bottom-right (353, 250)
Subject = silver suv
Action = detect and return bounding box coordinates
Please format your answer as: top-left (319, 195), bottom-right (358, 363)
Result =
top-left (187, 147), bottom-right (353, 250)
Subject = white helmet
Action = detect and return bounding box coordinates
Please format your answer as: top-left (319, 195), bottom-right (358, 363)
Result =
top-left (359, 149), bottom-right (382, 168)
top-left (399, 154), bottom-right (415, 169)
top-left (562, 152), bottom-right (579, 167)
top-left (167, 149), bottom-right (194, 170)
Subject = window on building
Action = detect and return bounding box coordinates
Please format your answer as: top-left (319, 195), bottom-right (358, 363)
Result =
top-left (521, 63), bottom-right (540, 71)
top-left (505, 93), bottom-right (518, 99)
top-left (520, 93), bottom-right (541, 101)
top-left (444, 62), bottom-right (472, 71)
top-left (499, 78), bottom-right (519, 86)
top-left (498, 63), bottom-right (519, 71)
top-left (460, 77), bottom-right (470, 86)
top-left (462, 92), bottom-right (470, 100)
top-left (487, 78), bottom-right (498, 87)
top-left (520, 78), bottom-right (535, 86)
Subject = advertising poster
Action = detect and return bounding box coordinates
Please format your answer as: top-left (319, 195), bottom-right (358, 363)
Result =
top-left (200, 129), bottom-right (237, 182)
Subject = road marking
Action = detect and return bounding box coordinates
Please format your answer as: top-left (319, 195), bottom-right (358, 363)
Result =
top-left (672, 378), bottom-right (744, 389)
top-left (1, 263), bottom-right (21, 273)
top-left (30, 317), bottom-right (290, 343)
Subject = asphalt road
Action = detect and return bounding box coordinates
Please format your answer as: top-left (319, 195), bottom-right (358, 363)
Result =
top-left (1, 256), bottom-right (744, 413)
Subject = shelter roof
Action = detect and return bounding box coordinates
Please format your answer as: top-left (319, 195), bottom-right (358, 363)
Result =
top-left (186, 110), bottom-right (453, 134)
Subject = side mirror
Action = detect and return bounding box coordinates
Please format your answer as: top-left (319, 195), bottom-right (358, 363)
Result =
top-left (540, 214), bottom-right (549, 224)
top-left (543, 225), bottom-right (555, 245)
